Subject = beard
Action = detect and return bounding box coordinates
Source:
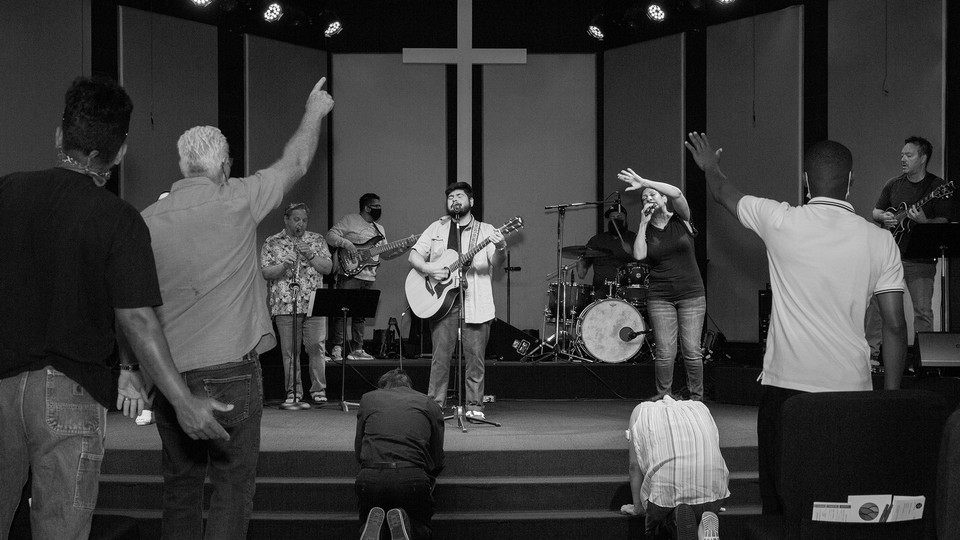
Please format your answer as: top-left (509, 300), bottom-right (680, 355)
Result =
top-left (447, 201), bottom-right (472, 218)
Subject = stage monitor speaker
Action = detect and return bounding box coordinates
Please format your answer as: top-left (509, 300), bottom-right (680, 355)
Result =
top-left (488, 318), bottom-right (539, 361)
top-left (917, 332), bottom-right (960, 369)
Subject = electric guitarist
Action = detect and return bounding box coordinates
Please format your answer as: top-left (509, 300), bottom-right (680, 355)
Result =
top-left (325, 193), bottom-right (411, 361)
top-left (871, 136), bottom-right (954, 345)
top-left (407, 182), bottom-right (512, 420)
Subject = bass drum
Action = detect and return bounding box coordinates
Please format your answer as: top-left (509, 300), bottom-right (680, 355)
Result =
top-left (576, 298), bottom-right (648, 363)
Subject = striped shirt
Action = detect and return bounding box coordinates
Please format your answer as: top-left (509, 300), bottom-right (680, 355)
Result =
top-left (627, 396), bottom-right (730, 511)
top-left (738, 196), bottom-right (904, 392)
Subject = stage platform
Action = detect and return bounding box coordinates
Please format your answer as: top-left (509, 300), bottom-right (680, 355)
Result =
top-left (94, 400), bottom-right (761, 540)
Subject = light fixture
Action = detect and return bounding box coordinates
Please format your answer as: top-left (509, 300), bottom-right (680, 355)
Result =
top-left (318, 10), bottom-right (343, 37)
top-left (190, 0), bottom-right (213, 6)
top-left (587, 13), bottom-right (607, 41)
top-left (263, 2), bottom-right (283, 22)
top-left (716, 0), bottom-right (736, 3)
top-left (647, 3), bottom-right (667, 22)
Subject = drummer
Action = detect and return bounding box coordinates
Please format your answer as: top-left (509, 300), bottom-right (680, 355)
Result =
top-left (577, 205), bottom-right (638, 297)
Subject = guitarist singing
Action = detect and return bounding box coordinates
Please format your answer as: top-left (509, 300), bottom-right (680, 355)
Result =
top-left (869, 136), bottom-right (953, 360)
top-left (408, 182), bottom-right (508, 421)
top-left (326, 193), bottom-right (410, 361)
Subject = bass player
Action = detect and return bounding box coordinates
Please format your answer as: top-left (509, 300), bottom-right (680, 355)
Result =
top-left (408, 182), bottom-right (508, 420)
top-left (326, 193), bottom-right (411, 361)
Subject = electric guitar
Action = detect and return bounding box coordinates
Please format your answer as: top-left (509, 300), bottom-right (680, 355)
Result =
top-left (333, 233), bottom-right (420, 277)
top-left (887, 181), bottom-right (954, 246)
top-left (405, 216), bottom-right (523, 320)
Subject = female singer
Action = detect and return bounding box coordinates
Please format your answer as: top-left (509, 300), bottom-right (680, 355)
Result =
top-left (619, 168), bottom-right (705, 401)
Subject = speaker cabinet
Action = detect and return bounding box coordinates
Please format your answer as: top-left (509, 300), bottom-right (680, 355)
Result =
top-left (487, 318), bottom-right (539, 361)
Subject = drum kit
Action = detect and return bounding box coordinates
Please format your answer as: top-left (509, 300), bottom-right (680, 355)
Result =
top-left (535, 245), bottom-right (653, 364)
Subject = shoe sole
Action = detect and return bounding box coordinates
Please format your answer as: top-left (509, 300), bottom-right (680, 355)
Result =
top-left (674, 503), bottom-right (698, 540)
top-left (361, 507), bottom-right (385, 540)
top-left (701, 511), bottom-right (720, 540)
top-left (386, 508), bottom-right (411, 540)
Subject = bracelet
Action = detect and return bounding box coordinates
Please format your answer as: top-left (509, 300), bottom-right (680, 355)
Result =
top-left (496, 242), bottom-right (507, 251)
top-left (119, 363), bottom-right (140, 372)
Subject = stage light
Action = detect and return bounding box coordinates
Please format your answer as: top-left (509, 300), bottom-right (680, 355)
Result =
top-left (716, 0), bottom-right (736, 3)
top-left (587, 13), bottom-right (607, 41)
top-left (647, 4), bottom-right (667, 22)
top-left (263, 2), bottom-right (283, 22)
top-left (319, 10), bottom-right (343, 37)
top-left (190, 0), bottom-right (213, 6)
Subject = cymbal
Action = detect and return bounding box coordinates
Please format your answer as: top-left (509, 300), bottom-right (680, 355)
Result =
top-left (561, 245), bottom-right (611, 259)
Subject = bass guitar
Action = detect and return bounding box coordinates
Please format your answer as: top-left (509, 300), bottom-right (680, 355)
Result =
top-left (333, 233), bottom-right (420, 277)
top-left (887, 180), bottom-right (954, 246)
top-left (405, 216), bottom-right (523, 320)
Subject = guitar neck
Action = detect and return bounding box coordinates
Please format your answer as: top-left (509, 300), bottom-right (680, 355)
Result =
top-left (449, 237), bottom-right (496, 273)
top-left (367, 235), bottom-right (417, 256)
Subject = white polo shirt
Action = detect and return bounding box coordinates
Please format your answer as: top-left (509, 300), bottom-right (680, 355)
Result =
top-left (738, 196), bottom-right (904, 392)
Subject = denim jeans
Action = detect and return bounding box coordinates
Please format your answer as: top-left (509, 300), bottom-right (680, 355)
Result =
top-left (332, 276), bottom-right (373, 354)
top-left (356, 468), bottom-right (435, 540)
top-left (275, 315), bottom-right (326, 397)
top-left (428, 303), bottom-right (489, 411)
top-left (154, 354), bottom-right (263, 540)
top-left (0, 367), bottom-right (106, 540)
top-left (902, 260), bottom-right (936, 334)
top-left (647, 296), bottom-right (706, 400)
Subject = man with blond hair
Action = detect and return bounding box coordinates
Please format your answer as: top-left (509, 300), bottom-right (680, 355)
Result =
top-left (141, 78), bottom-right (333, 539)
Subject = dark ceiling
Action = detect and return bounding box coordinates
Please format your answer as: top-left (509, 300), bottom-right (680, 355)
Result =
top-left (116, 0), bottom-right (805, 53)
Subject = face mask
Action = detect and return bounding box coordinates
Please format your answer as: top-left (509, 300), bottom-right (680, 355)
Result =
top-left (369, 208), bottom-right (382, 221)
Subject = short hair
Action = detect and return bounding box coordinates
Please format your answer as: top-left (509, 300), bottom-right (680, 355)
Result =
top-left (445, 182), bottom-right (473, 198)
top-left (284, 202), bottom-right (309, 217)
top-left (803, 140), bottom-right (853, 195)
top-left (359, 193), bottom-right (380, 211)
top-left (377, 368), bottom-right (413, 389)
top-left (904, 136), bottom-right (933, 164)
top-left (177, 126), bottom-right (229, 176)
top-left (60, 76), bottom-right (133, 166)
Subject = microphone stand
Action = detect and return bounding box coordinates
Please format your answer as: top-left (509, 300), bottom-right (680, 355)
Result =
top-left (503, 251), bottom-right (521, 324)
top-left (280, 255), bottom-right (310, 410)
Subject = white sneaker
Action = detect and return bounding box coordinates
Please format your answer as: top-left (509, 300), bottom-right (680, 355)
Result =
top-left (135, 410), bottom-right (154, 426)
top-left (331, 346), bottom-right (343, 361)
top-left (465, 410), bottom-right (485, 420)
top-left (347, 350), bottom-right (375, 361)
top-left (700, 510), bottom-right (720, 540)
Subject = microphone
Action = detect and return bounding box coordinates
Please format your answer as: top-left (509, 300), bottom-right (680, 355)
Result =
top-left (614, 191), bottom-right (622, 212)
top-left (619, 326), bottom-right (651, 341)
top-left (643, 203), bottom-right (655, 216)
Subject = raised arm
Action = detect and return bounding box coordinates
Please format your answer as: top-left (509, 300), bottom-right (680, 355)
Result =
top-left (262, 78), bottom-right (334, 194)
top-left (684, 132), bottom-right (745, 218)
top-left (618, 169), bottom-right (691, 221)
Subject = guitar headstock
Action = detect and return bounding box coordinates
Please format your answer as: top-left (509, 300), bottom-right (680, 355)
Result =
top-left (499, 216), bottom-right (524, 236)
top-left (935, 181), bottom-right (955, 198)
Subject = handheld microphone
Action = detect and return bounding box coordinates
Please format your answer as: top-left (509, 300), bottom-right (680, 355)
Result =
top-left (643, 203), bottom-right (655, 217)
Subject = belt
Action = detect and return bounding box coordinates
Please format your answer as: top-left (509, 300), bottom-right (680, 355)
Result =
top-left (362, 461), bottom-right (419, 470)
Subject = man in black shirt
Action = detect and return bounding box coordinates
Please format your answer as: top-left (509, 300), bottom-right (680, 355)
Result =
top-left (355, 369), bottom-right (445, 540)
top-left (0, 77), bottom-right (230, 539)
top-left (577, 206), bottom-right (638, 296)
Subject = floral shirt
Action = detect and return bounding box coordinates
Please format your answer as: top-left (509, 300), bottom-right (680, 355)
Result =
top-left (260, 230), bottom-right (331, 316)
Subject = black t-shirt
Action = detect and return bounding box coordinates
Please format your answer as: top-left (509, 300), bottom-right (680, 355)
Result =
top-left (643, 214), bottom-right (705, 301)
top-left (355, 386), bottom-right (445, 478)
top-left (0, 168), bottom-right (162, 407)
top-left (875, 172), bottom-right (952, 261)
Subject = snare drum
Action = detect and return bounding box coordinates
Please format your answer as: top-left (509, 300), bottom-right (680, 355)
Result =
top-left (576, 298), bottom-right (648, 363)
top-left (616, 285), bottom-right (648, 308)
top-left (546, 282), bottom-right (593, 319)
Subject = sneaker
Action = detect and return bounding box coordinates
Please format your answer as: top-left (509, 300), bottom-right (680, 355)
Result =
top-left (700, 511), bottom-right (720, 540)
top-left (347, 350), bottom-right (375, 361)
top-left (673, 503), bottom-right (698, 540)
top-left (360, 507), bottom-right (385, 540)
top-left (465, 410), bottom-right (485, 420)
top-left (331, 346), bottom-right (343, 361)
top-left (284, 394), bottom-right (295, 404)
top-left (311, 393), bottom-right (327, 404)
top-left (385, 508), bottom-right (411, 540)
top-left (135, 410), bottom-right (154, 426)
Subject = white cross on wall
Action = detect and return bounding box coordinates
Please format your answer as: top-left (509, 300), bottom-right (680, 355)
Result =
top-left (402, 0), bottom-right (527, 182)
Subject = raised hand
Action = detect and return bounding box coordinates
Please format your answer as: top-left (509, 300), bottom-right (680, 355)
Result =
top-left (617, 168), bottom-right (648, 191)
top-left (307, 77), bottom-right (334, 116)
top-left (684, 131), bottom-right (722, 172)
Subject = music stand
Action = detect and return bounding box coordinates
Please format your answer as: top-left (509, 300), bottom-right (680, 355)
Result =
top-left (309, 288), bottom-right (381, 411)
top-left (901, 223), bottom-right (960, 330)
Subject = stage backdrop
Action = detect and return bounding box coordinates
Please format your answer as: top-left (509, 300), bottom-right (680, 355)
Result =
top-left (704, 6), bottom-right (803, 342)
top-left (1, 0), bottom-right (90, 174)
top-left (329, 54), bottom-right (447, 340)
top-left (119, 7), bottom-right (218, 210)
top-left (829, 0), bottom-right (945, 336)
top-left (483, 54), bottom-right (597, 335)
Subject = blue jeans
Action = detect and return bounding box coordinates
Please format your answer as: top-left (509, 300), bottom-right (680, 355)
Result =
top-left (0, 367), bottom-right (106, 540)
top-left (428, 303), bottom-right (489, 411)
top-left (902, 260), bottom-right (936, 334)
top-left (275, 315), bottom-right (327, 397)
top-left (647, 296), bottom-right (706, 400)
top-left (332, 276), bottom-right (372, 354)
top-left (154, 354), bottom-right (263, 540)
top-left (356, 468), bottom-right (435, 539)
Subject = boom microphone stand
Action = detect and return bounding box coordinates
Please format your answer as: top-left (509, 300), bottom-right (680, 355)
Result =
top-left (280, 277), bottom-right (310, 410)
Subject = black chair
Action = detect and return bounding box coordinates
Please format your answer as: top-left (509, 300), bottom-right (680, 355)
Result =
top-left (937, 407), bottom-right (960, 540)
top-left (744, 390), bottom-right (949, 540)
